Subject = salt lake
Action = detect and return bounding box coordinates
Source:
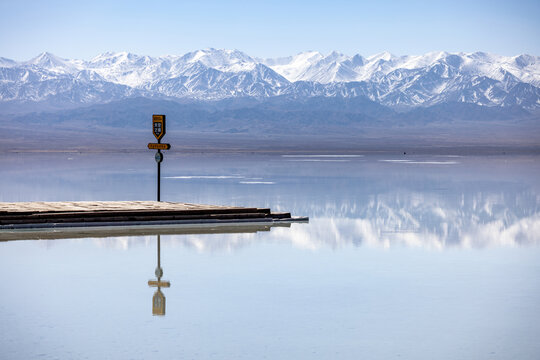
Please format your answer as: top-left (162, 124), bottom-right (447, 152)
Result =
top-left (1, 152), bottom-right (539, 359)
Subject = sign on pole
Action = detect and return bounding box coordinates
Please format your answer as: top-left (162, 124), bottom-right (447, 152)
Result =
top-left (152, 115), bottom-right (166, 141)
top-left (148, 143), bottom-right (171, 150)
top-left (149, 114), bottom-right (170, 202)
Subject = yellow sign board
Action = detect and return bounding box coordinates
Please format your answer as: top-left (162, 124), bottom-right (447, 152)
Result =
top-left (152, 289), bottom-right (166, 316)
top-left (152, 114), bottom-right (166, 141)
top-left (148, 143), bottom-right (171, 150)
top-left (148, 280), bottom-right (171, 287)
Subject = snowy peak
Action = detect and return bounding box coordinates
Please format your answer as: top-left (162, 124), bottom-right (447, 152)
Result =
top-left (366, 51), bottom-right (394, 62)
top-left (349, 54), bottom-right (366, 67)
top-left (261, 51), bottom-right (323, 66)
top-left (26, 52), bottom-right (62, 65)
top-left (25, 52), bottom-right (78, 73)
top-left (260, 51), bottom-right (324, 82)
top-left (0, 57), bottom-right (17, 67)
top-left (261, 51), bottom-right (354, 83)
top-left (263, 50), bottom-right (540, 88)
top-left (86, 52), bottom-right (168, 87)
top-left (89, 51), bottom-right (151, 66)
top-left (514, 54), bottom-right (536, 68)
top-left (1, 49), bottom-right (539, 109)
top-left (179, 48), bottom-right (256, 72)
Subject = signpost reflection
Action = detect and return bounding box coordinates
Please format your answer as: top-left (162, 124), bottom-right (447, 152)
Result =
top-left (148, 234), bottom-right (170, 316)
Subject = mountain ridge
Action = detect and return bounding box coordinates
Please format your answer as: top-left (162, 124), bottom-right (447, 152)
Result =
top-left (1, 49), bottom-right (539, 113)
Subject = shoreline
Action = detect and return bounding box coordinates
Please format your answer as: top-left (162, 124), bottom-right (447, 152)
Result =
top-left (1, 145), bottom-right (540, 155)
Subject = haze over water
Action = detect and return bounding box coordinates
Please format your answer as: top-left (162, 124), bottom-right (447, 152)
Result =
top-left (1, 152), bottom-right (539, 359)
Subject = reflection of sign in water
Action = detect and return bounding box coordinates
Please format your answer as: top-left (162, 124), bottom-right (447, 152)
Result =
top-left (152, 289), bottom-right (166, 316)
top-left (148, 235), bottom-right (170, 316)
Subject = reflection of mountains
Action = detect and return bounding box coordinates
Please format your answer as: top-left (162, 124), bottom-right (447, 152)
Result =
top-left (93, 191), bottom-right (539, 251)
top-left (304, 190), bottom-right (539, 248)
top-left (291, 192), bottom-right (539, 250)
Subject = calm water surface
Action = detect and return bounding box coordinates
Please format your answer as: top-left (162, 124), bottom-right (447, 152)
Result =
top-left (1, 152), bottom-right (539, 359)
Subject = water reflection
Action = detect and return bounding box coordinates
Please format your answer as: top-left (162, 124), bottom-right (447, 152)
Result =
top-left (148, 235), bottom-right (170, 316)
top-left (0, 222), bottom-right (292, 242)
top-left (4, 187), bottom-right (535, 251)
top-left (1, 154), bottom-right (539, 360)
top-left (278, 190), bottom-right (540, 250)
top-left (61, 188), bottom-right (538, 252)
top-left (1, 153), bottom-right (538, 252)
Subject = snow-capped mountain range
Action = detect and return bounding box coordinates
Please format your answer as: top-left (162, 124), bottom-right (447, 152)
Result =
top-left (1, 49), bottom-right (539, 109)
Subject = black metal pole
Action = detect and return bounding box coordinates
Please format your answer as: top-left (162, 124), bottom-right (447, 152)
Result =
top-left (157, 234), bottom-right (161, 271)
top-left (157, 133), bottom-right (161, 202)
top-left (157, 151), bottom-right (161, 202)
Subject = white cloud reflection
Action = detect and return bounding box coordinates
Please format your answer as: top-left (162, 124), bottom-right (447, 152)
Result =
top-left (275, 213), bottom-right (540, 251)
top-left (87, 204), bottom-right (540, 252)
top-left (79, 184), bottom-right (540, 252)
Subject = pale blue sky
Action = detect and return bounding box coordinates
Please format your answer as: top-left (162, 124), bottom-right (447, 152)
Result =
top-left (1, 0), bottom-right (538, 61)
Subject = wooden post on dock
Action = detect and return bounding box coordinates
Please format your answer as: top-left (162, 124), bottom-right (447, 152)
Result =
top-left (148, 115), bottom-right (170, 202)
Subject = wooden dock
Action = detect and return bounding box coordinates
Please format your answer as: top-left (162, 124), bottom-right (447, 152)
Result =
top-left (0, 201), bottom-right (308, 233)
top-left (0, 221), bottom-right (294, 242)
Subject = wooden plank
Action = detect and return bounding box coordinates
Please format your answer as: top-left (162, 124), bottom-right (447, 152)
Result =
top-left (0, 201), bottom-right (308, 235)
top-left (0, 208), bottom-right (268, 220)
top-left (0, 201), bottom-right (250, 214)
top-left (0, 201), bottom-right (239, 213)
top-left (0, 223), bottom-right (294, 242)
top-left (0, 201), bottom-right (304, 230)
top-left (0, 212), bottom-right (272, 225)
